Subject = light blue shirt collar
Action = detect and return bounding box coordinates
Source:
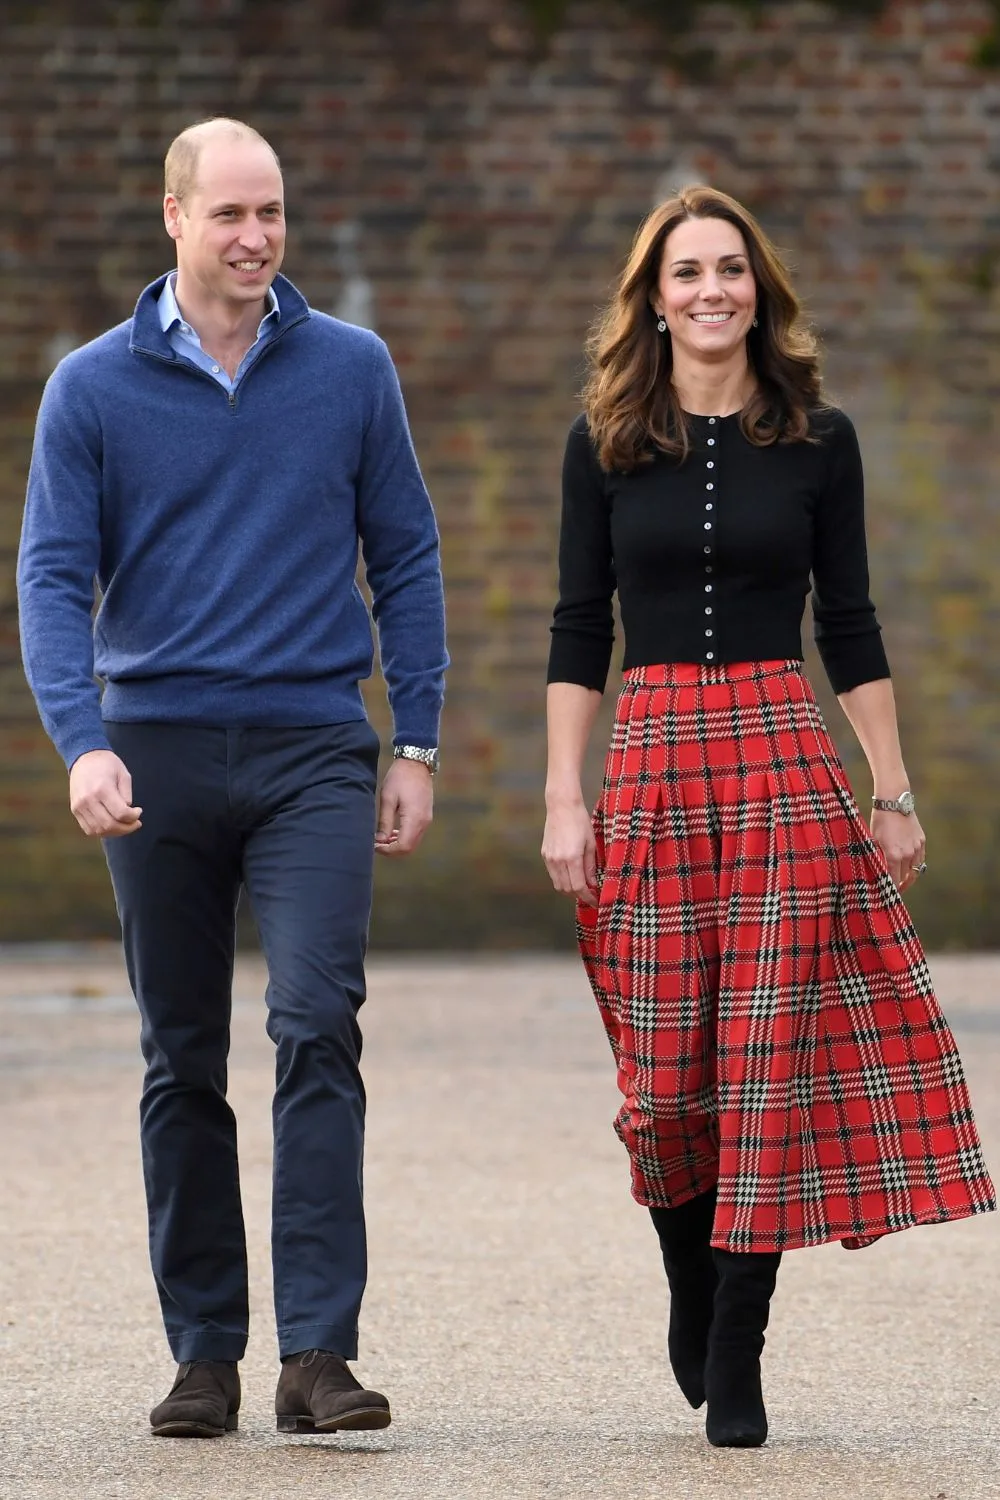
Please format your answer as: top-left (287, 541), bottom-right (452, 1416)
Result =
top-left (158, 271), bottom-right (279, 339)
top-left (156, 272), bottom-right (280, 392)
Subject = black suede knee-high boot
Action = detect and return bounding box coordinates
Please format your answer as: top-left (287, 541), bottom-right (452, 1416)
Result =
top-left (648, 1188), bottom-right (719, 1409)
top-left (704, 1247), bottom-right (782, 1448)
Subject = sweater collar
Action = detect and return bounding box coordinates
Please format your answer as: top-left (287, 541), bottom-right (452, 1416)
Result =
top-left (130, 272), bottom-right (310, 357)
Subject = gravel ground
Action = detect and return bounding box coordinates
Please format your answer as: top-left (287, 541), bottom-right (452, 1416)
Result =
top-left (0, 948), bottom-right (997, 1500)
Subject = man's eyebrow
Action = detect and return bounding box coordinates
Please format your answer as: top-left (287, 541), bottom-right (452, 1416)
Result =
top-left (208, 199), bottom-right (283, 212)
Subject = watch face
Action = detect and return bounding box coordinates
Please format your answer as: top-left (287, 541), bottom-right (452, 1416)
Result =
top-left (897, 791), bottom-right (915, 815)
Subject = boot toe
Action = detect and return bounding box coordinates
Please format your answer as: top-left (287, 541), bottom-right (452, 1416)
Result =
top-left (706, 1417), bottom-right (768, 1448)
top-left (150, 1411), bottom-right (239, 1438)
top-left (314, 1395), bottom-right (392, 1432)
top-left (669, 1355), bottom-right (707, 1409)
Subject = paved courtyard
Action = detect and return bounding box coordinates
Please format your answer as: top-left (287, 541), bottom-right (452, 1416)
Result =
top-left (0, 947), bottom-right (997, 1500)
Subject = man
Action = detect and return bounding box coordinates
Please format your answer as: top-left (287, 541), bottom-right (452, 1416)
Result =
top-left (17, 118), bottom-right (447, 1437)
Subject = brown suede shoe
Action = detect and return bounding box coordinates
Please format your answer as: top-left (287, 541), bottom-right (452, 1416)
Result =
top-left (275, 1349), bottom-right (391, 1433)
top-left (150, 1360), bottom-right (240, 1437)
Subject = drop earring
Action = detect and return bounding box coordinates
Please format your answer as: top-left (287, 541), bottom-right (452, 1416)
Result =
top-left (656, 316), bottom-right (667, 333)
top-left (752, 316), bottom-right (759, 328)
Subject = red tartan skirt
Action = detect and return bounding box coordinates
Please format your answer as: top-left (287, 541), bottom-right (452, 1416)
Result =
top-left (578, 660), bottom-right (995, 1252)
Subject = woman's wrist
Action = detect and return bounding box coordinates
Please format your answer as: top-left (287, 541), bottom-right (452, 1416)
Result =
top-left (545, 779), bottom-right (586, 810)
top-left (872, 772), bottom-right (909, 798)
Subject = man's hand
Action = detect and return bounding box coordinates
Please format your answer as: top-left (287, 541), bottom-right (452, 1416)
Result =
top-left (374, 758), bottom-right (433, 857)
top-left (69, 749), bottom-right (142, 838)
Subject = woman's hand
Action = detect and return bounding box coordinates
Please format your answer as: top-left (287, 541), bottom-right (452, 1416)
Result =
top-left (870, 809), bottom-right (926, 894)
top-left (542, 798), bottom-right (599, 907)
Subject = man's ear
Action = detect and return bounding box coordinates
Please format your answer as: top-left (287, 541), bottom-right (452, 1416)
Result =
top-left (163, 194), bottom-right (183, 242)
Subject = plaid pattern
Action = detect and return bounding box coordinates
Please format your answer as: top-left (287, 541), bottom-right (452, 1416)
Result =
top-left (579, 660), bottom-right (995, 1252)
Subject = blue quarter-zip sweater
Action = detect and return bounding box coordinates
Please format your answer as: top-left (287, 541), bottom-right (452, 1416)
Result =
top-left (18, 274), bottom-right (448, 771)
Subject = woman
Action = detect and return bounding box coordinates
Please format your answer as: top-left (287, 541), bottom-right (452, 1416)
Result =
top-left (541, 186), bottom-right (995, 1449)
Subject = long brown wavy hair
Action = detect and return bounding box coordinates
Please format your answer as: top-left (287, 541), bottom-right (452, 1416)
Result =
top-left (583, 185), bottom-right (823, 471)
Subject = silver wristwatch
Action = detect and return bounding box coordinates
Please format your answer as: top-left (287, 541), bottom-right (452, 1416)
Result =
top-left (871, 790), bottom-right (915, 815)
top-left (393, 744), bottom-right (439, 776)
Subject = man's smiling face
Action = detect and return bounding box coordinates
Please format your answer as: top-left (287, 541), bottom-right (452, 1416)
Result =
top-left (165, 136), bottom-right (285, 311)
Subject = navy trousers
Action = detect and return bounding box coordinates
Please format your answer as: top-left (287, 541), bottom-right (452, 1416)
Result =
top-left (102, 720), bottom-right (379, 1363)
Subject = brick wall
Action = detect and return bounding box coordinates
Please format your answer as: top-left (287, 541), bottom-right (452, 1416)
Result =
top-left (1, 0), bottom-right (998, 947)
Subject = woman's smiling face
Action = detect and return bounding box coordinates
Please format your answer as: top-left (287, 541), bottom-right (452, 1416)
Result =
top-left (652, 216), bottom-right (758, 362)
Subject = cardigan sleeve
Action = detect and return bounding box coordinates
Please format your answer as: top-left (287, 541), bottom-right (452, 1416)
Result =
top-left (811, 410), bottom-right (891, 694)
top-left (547, 417), bottom-right (616, 691)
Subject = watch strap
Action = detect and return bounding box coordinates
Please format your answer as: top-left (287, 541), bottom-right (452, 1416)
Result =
top-left (872, 792), bottom-right (914, 815)
top-left (393, 744), bottom-right (439, 774)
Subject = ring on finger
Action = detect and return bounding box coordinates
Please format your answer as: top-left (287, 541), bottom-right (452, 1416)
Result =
top-left (910, 861), bottom-right (927, 876)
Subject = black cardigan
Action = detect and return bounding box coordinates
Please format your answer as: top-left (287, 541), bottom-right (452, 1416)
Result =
top-left (547, 406), bottom-right (890, 695)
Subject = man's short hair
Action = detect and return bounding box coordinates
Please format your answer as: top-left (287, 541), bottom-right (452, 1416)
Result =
top-left (164, 117), bottom-right (281, 204)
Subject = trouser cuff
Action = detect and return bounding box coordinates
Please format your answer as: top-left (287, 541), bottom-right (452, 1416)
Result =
top-left (169, 1330), bottom-right (248, 1363)
top-left (279, 1323), bottom-right (359, 1361)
